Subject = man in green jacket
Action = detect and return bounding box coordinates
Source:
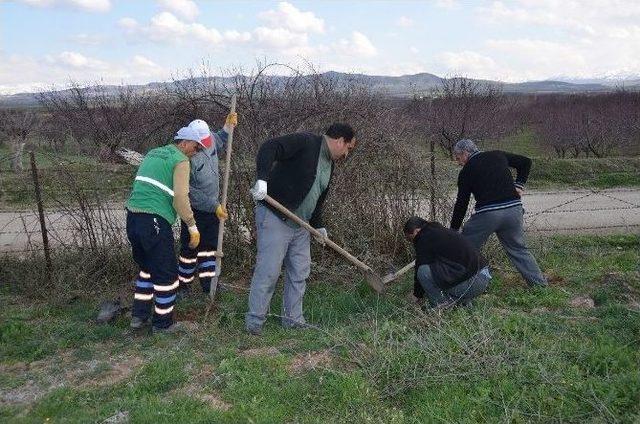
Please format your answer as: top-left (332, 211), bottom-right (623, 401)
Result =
top-left (125, 126), bottom-right (204, 332)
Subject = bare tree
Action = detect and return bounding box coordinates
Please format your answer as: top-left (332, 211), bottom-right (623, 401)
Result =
top-left (38, 83), bottom-right (166, 159)
top-left (0, 108), bottom-right (41, 172)
top-left (409, 77), bottom-right (511, 157)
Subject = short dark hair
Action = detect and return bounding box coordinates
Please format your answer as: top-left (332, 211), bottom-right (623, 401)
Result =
top-left (325, 123), bottom-right (355, 142)
top-left (403, 216), bottom-right (428, 234)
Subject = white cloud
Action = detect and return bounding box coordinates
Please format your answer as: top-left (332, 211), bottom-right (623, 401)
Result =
top-left (223, 30), bottom-right (252, 43)
top-left (438, 50), bottom-right (501, 79)
top-left (253, 26), bottom-right (307, 50)
top-left (396, 16), bottom-right (413, 28)
top-left (410, 46), bottom-right (420, 54)
top-left (69, 33), bottom-right (108, 46)
top-left (120, 12), bottom-right (234, 46)
top-left (0, 52), bottom-right (171, 94)
top-left (469, 1), bottom-right (640, 80)
top-left (157, 0), bottom-right (199, 21)
top-left (46, 51), bottom-right (108, 70)
top-left (118, 17), bottom-right (139, 31)
top-left (334, 32), bottom-right (377, 58)
top-left (19, 0), bottom-right (111, 13)
top-left (259, 2), bottom-right (325, 34)
top-left (435, 0), bottom-right (459, 10)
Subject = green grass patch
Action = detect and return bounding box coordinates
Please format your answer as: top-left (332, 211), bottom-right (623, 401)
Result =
top-left (529, 157), bottom-right (640, 189)
top-left (0, 234), bottom-right (639, 422)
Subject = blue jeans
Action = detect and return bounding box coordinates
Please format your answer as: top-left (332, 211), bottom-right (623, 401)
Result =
top-left (417, 265), bottom-right (491, 308)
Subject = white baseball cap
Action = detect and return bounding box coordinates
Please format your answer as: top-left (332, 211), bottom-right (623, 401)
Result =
top-left (188, 119), bottom-right (212, 149)
top-left (174, 126), bottom-right (207, 148)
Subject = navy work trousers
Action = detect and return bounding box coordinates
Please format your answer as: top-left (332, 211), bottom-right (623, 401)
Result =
top-left (126, 211), bottom-right (178, 329)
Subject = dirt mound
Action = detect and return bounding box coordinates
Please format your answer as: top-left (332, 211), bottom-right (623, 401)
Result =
top-left (289, 350), bottom-right (332, 373)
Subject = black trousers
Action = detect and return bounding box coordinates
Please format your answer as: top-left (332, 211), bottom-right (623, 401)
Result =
top-left (127, 211), bottom-right (178, 329)
top-left (178, 209), bottom-right (220, 293)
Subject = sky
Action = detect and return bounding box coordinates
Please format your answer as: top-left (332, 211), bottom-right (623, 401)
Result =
top-left (1, 0), bottom-right (640, 94)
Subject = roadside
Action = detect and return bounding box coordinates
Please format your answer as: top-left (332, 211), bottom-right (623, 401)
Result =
top-left (1, 234), bottom-right (638, 422)
top-left (2, 188), bottom-right (638, 253)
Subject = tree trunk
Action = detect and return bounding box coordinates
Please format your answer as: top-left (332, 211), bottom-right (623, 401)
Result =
top-left (10, 141), bottom-right (26, 173)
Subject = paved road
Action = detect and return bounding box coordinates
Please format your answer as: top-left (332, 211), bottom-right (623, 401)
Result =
top-left (522, 188), bottom-right (640, 234)
top-left (1, 188), bottom-right (639, 253)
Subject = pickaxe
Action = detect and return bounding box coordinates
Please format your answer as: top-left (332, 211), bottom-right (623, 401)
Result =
top-left (261, 194), bottom-right (385, 294)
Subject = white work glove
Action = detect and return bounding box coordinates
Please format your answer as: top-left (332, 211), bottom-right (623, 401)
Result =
top-left (314, 227), bottom-right (328, 245)
top-left (251, 180), bottom-right (268, 201)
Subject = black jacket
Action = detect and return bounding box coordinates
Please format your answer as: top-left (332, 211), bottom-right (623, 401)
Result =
top-left (413, 222), bottom-right (485, 297)
top-left (450, 150), bottom-right (532, 230)
top-left (256, 132), bottom-right (333, 228)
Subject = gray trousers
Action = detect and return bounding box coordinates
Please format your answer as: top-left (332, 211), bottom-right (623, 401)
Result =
top-left (462, 205), bottom-right (546, 286)
top-left (246, 205), bottom-right (311, 331)
top-left (417, 265), bottom-right (491, 307)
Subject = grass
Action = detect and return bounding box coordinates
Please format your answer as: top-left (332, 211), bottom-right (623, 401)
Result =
top-left (0, 144), bottom-right (135, 209)
top-left (1, 234), bottom-right (639, 422)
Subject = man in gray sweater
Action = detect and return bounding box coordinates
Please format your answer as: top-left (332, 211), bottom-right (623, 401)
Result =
top-left (177, 112), bottom-right (238, 295)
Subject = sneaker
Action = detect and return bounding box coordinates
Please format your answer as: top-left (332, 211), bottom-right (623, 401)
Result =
top-left (130, 316), bottom-right (150, 329)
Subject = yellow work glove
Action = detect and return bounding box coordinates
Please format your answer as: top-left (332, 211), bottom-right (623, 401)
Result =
top-left (215, 204), bottom-right (228, 220)
top-left (225, 112), bottom-right (238, 128)
top-left (188, 225), bottom-right (200, 249)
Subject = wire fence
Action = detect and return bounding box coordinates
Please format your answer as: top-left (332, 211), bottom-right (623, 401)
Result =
top-left (1, 151), bottom-right (638, 275)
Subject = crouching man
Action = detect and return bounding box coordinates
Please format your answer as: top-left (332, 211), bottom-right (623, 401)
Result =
top-left (404, 216), bottom-right (491, 309)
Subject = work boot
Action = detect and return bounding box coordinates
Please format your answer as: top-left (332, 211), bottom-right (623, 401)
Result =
top-left (175, 286), bottom-right (192, 302)
top-left (130, 316), bottom-right (150, 329)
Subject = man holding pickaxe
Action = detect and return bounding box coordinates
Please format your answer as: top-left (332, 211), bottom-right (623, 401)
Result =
top-left (176, 111), bottom-right (238, 297)
top-left (246, 123), bottom-right (357, 335)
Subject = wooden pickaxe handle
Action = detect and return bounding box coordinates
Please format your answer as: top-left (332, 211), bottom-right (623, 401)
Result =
top-left (262, 195), bottom-right (374, 274)
top-left (210, 94), bottom-right (236, 300)
top-left (381, 260), bottom-right (415, 284)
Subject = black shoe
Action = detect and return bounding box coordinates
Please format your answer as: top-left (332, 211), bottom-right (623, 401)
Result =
top-left (130, 316), bottom-right (150, 329)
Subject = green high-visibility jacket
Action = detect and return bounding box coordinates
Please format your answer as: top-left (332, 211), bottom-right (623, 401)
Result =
top-left (126, 144), bottom-right (187, 225)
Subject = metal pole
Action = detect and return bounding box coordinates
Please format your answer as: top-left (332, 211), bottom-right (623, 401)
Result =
top-left (29, 151), bottom-right (52, 276)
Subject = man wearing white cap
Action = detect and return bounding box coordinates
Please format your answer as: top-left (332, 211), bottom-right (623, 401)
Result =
top-left (176, 112), bottom-right (238, 296)
top-left (125, 126), bottom-right (205, 332)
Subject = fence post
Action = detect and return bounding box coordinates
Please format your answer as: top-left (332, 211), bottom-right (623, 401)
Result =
top-left (29, 151), bottom-right (52, 276)
top-left (429, 138), bottom-right (436, 220)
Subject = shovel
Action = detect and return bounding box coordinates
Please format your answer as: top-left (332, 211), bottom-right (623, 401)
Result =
top-left (209, 94), bottom-right (237, 301)
top-left (381, 260), bottom-right (415, 284)
top-left (261, 194), bottom-right (385, 294)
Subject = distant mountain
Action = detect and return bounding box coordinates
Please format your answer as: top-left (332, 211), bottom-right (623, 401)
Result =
top-left (1, 71), bottom-right (634, 108)
top-left (554, 73), bottom-right (640, 87)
